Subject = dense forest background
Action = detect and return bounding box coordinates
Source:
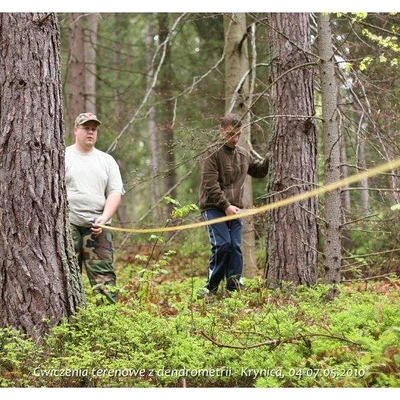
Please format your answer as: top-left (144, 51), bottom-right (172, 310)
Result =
top-left (59, 12), bottom-right (400, 281)
top-left (1, 11), bottom-right (400, 390)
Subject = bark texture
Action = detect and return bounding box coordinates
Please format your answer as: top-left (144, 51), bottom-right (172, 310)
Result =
top-left (157, 14), bottom-right (176, 219)
top-left (317, 13), bottom-right (342, 285)
top-left (223, 13), bottom-right (259, 277)
top-left (66, 13), bottom-right (85, 135)
top-left (265, 13), bottom-right (318, 287)
top-left (84, 13), bottom-right (99, 113)
top-left (0, 13), bottom-right (85, 341)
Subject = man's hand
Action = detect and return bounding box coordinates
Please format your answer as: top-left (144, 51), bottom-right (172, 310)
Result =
top-left (225, 205), bottom-right (241, 215)
top-left (91, 192), bottom-right (122, 236)
top-left (91, 216), bottom-right (107, 236)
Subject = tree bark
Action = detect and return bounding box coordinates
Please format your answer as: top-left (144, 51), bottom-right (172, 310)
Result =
top-left (340, 132), bottom-right (352, 251)
top-left (157, 14), bottom-right (176, 218)
top-left (355, 121), bottom-right (370, 215)
top-left (0, 13), bottom-right (85, 342)
top-left (264, 13), bottom-right (318, 288)
top-left (66, 13), bottom-right (85, 136)
top-left (145, 18), bottom-right (162, 223)
top-left (84, 13), bottom-right (99, 113)
top-left (223, 13), bottom-right (259, 278)
top-left (318, 13), bottom-right (342, 286)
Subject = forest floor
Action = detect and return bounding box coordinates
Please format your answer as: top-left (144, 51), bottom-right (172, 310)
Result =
top-left (1, 234), bottom-right (400, 390)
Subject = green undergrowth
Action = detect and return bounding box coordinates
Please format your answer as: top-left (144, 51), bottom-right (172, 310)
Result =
top-left (1, 277), bottom-right (400, 388)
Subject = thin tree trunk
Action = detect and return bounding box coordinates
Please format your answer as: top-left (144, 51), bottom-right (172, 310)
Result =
top-left (340, 131), bottom-right (352, 251)
top-left (67, 13), bottom-right (85, 135)
top-left (145, 18), bottom-right (162, 223)
top-left (375, 130), bottom-right (400, 206)
top-left (386, 144), bottom-right (400, 205)
top-left (112, 13), bottom-right (131, 226)
top-left (223, 13), bottom-right (259, 277)
top-left (84, 13), bottom-right (99, 113)
top-left (0, 13), bottom-right (85, 342)
top-left (264, 13), bottom-right (318, 288)
top-left (356, 126), bottom-right (370, 214)
top-left (158, 14), bottom-right (176, 218)
top-left (318, 12), bottom-right (341, 288)
top-left (113, 13), bottom-right (123, 124)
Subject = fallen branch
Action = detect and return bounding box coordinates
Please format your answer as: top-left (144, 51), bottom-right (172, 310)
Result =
top-left (200, 331), bottom-right (361, 350)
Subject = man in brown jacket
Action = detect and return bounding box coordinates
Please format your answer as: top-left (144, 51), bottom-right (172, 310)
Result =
top-left (198, 113), bottom-right (269, 296)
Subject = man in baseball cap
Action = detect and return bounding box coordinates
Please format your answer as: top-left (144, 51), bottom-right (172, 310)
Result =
top-left (66, 112), bottom-right (124, 304)
top-left (74, 112), bottom-right (101, 126)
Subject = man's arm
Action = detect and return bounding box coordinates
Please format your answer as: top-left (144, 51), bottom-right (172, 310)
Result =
top-left (200, 149), bottom-right (231, 211)
top-left (91, 191), bottom-right (122, 235)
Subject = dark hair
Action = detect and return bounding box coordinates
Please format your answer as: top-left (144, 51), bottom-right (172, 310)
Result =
top-left (220, 113), bottom-right (242, 129)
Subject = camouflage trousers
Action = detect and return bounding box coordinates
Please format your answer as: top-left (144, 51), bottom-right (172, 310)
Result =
top-left (71, 225), bottom-right (117, 304)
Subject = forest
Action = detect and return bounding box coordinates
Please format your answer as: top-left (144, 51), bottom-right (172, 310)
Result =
top-left (0, 11), bottom-right (400, 391)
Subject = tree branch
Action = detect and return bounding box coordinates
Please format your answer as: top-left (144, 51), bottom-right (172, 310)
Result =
top-left (342, 13), bottom-right (400, 39)
top-left (106, 13), bottom-right (187, 154)
top-left (342, 248), bottom-right (400, 260)
top-left (200, 330), bottom-right (361, 350)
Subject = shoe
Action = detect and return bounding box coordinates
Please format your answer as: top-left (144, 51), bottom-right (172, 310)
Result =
top-left (226, 276), bottom-right (245, 292)
top-left (226, 284), bottom-right (245, 293)
top-left (197, 287), bottom-right (217, 301)
top-left (197, 287), bottom-right (210, 299)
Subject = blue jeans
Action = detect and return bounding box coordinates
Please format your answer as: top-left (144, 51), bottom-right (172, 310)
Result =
top-left (202, 208), bottom-right (244, 293)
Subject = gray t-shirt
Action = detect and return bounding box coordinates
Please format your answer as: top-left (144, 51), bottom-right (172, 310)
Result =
top-left (65, 145), bottom-right (125, 227)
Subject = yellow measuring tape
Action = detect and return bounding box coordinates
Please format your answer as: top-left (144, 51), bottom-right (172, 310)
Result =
top-left (99, 158), bottom-right (400, 234)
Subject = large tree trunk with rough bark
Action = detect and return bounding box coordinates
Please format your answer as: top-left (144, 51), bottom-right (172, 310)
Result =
top-left (0, 13), bottom-right (85, 342)
top-left (264, 13), bottom-right (318, 288)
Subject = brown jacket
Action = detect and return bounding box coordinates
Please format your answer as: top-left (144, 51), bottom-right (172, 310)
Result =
top-left (198, 142), bottom-right (269, 211)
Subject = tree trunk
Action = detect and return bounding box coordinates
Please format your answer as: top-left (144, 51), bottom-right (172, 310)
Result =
top-left (264, 13), bottom-right (318, 288)
top-left (145, 18), bottom-right (162, 223)
top-left (0, 13), bottom-right (85, 342)
top-left (318, 13), bottom-right (341, 287)
top-left (157, 14), bottom-right (176, 218)
top-left (112, 13), bottom-right (132, 226)
top-left (356, 125), bottom-right (370, 214)
top-left (113, 13), bottom-right (124, 126)
top-left (340, 132), bottom-right (352, 251)
top-left (84, 13), bottom-right (99, 113)
top-left (223, 13), bottom-right (259, 278)
top-left (66, 13), bottom-right (85, 136)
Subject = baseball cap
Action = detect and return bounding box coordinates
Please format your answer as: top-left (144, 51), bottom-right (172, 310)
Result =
top-left (74, 112), bottom-right (101, 127)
